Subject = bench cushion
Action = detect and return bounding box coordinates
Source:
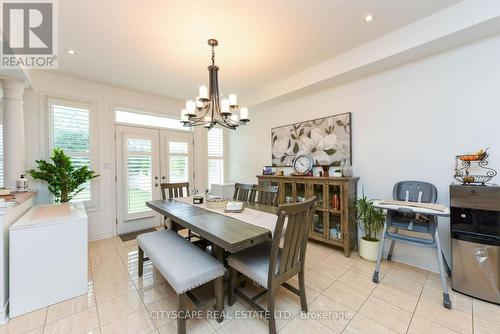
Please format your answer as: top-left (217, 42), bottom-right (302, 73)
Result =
top-left (227, 242), bottom-right (281, 289)
top-left (137, 230), bottom-right (224, 294)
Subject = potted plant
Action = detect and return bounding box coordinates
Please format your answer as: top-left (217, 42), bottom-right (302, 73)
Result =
top-left (27, 148), bottom-right (99, 203)
top-left (354, 194), bottom-right (386, 261)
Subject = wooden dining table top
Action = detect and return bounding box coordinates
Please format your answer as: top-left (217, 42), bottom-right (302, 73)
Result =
top-left (146, 199), bottom-right (277, 253)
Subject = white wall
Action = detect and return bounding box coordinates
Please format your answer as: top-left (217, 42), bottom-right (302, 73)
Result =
top-left (23, 71), bottom-right (191, 240)
top-left (228, 34), bottom-right (500, 272)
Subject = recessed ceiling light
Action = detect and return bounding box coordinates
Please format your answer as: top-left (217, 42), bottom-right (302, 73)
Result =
top-left (364, 14), bottom-right (374, 22)
top-left (66, 49), bottom-right (76, 55)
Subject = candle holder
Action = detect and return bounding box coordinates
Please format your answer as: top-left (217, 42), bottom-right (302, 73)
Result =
top-left (321, 164), bottom-right (330, 177)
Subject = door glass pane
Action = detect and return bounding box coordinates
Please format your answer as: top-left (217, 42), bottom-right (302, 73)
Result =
top-left (127, 138), bottom-right (152, 152)
top-left (169, 142), bottom-right (188, 154)
top-left (127, 155), bottom-right (152, 213)
top-left (169, 156), bottom-right (188, 183)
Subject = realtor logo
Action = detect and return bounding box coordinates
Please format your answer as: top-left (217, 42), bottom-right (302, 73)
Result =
top-left (1, 0), bottom-right (58, 68)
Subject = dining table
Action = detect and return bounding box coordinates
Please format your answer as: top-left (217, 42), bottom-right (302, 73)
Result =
top-left (145, 198), bottom-right (278, 263)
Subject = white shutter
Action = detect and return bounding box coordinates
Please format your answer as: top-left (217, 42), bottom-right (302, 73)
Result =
top-left (168, 142), bottom-right (189, 183)
top-left (50, 101), bottom-right (93, 202)
top-left (207, 128), bottom-right (224, 189)
top-left (0, 123), bottom-right (3, 188)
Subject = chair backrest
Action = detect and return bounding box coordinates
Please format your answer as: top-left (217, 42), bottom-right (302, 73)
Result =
top-left (233, 183), bottom-right (254, 202)
top-left (250, 185), bottom-right (279, 207)
top-left (161, 182), bottom-right (190, 200)
top-left (393, 181), bottom-right (437, 204)
top-left (268, 197), bottom-right (317, 289)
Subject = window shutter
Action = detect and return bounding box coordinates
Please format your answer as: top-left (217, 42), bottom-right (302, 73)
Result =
top-left (207, 128), bottom-right (224, 188)
top-left (51, 103), bottom-right (93, 202)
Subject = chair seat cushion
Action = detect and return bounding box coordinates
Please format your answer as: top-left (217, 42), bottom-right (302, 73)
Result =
top-left (137, 230), bottom-right (224, 294)
top-left (227, 242), bottom-right (280, 289)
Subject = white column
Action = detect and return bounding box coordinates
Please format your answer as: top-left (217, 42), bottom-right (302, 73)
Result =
top-left (2, 79), bottom-right (25, 188)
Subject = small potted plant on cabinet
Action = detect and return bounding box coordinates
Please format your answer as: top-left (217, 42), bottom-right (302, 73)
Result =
top-left (27, 148), bottom-right (99, 203)
top-left (354, 194), bottom-right (386, 261)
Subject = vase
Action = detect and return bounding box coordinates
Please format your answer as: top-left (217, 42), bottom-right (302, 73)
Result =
top-left (359, 237), bottom-right (381, 262)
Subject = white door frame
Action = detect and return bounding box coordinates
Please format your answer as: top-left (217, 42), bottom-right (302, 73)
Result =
top-left (115, 125), bottom-right (194, 234)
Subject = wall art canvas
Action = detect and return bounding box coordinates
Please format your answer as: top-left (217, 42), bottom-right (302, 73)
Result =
top-left (271, 112), bottom-right (351, 167)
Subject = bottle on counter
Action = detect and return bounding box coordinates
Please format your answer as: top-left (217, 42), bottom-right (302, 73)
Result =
top-left (16, 174), bottom-right (28, 191)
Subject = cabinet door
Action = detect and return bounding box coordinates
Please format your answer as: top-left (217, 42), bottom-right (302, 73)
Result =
top-left (309, 181), bottom-right (327, 210)
top-left (281, 180), bottom-right (294, 204)
top-left (295, 181), bottom-right (307, 202)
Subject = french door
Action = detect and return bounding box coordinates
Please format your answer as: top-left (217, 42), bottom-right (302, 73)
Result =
top-left (116, 125), bottom-right (193, 234)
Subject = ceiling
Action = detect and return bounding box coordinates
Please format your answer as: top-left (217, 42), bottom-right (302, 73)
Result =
top-left (55, 0), bottom-right (462, 102)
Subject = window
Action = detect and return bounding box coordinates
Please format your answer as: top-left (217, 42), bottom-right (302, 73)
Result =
top-left (207, 128), bottom-right (224, 189)
top-left (169, 142), bottom-right (189, 183)
top-left (116, 110), bottom-right (190, 131)
top-left (48, 98), bottom-right (96, 203)
top-left (126, 138), bottom-right (153, 214)
top-left (0, 115), bottom-right (3, 188)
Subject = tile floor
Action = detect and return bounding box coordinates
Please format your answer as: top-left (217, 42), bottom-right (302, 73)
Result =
top-left (1, 234), bottom-right (499, 334)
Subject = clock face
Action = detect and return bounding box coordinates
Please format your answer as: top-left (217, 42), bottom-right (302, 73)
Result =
top-left (294, 155), bottom-right (313, 174)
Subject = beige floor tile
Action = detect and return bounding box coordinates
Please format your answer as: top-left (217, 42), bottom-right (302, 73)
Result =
top-left (380, 270), bottom-right (424, 296)
top-left (407, 315), bottom-right (460, 334)
top-left (358, 296), bottom-right (412, 334)
top-left (256, 294), bottom-right (300, 331)
top-left (157, 317), bottom-right (214, 334)
top-left (322, 251), bottom-right (359, 269)
top-left (278, 278), bottom-right (321, 306)
top-left (97, 290), bottom-right (144, 325)
top-left (425, 271), bottom-right (452, 290)
top-left (145, 294), bottom-right (179, 327)
top-left (308, 294), bottom-right (355, 333)
top-left (414, 297), bottom-right (472, 334)
top-left (310, 260), bottom-right (348, 280)
top-left (22, 327), bottom-right (44, 334)
top-left (322, 281), bottom-right (371, 311)
top-left (94, 278), bottom-right (137, 305)
top-left (138, 282), bottom-right (176, 305)
top-left (343, 313), bottom-right (398, 334)
top-left (217, 317), bottom-right (269, 334)
top-left (279, 315), bottom-right (337, 334)
top-left (43, 307), bottom-right (99, 334)
top-left (420, 285), bottom-right (472, 313)
top-left (46, 290), bottom-right (96, 324)
top-left (100, 308), bottom-right (156, 334)
top-left (386, 263), bottom-right (428, 284)
top-left (337, 270), bottom-right (376, 295)
top-left (92, 266), bottom-right (131, 286)
top-left (472, 299), bottom-right (500, 327)
top-left (206, 298), bottom-right (249, 330)
top-left (370, 281), bottom-right (420, 313)
top-left (300, 269), bottom-right (335, 292)
top-left (0, 308), bottom-right (47, 334)
top-left (349, 259), bottom-right (392, 279)
top-left (474, 317), bottom-right (500, 334)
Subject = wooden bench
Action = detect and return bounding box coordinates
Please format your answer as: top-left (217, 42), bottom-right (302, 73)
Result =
top-left (137, 230), bottom-right (225, 334)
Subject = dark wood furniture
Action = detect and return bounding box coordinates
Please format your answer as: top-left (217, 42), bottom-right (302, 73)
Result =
top-left (160, 182), bottom-right (190, 199)
top-left (227, 197), bottom-right (317, 334)
top-left (146, 199), bottom-right (273, 257)
top-left (257, 175), bottom-right (359, 257)
top-left (233, 183), bottom-right (254, 202)
top-left (250, 185), bottom-right (279, 207)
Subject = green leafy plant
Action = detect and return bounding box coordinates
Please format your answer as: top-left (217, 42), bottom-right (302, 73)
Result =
top-left (354, 194), bottom-right (386, 241)
top-left (27, 148), bottom-right (99, 203)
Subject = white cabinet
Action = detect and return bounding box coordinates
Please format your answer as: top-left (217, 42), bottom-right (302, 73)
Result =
top-left (9, 202), bottom-right (88, 318)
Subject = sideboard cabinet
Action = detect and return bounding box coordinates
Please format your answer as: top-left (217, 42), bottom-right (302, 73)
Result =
top-left (257, 175), bottom-right (359, 257)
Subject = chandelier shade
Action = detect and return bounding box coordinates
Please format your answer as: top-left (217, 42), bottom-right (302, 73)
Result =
top-left (181, 39), bottom-right (250, 130)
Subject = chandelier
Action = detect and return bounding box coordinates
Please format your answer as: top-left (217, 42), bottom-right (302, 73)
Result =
top-left (180, 39), bottom-right (250, 130)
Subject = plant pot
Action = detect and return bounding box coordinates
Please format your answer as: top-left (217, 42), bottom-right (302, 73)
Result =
top-left (359, 237), bottom-right (380, 262)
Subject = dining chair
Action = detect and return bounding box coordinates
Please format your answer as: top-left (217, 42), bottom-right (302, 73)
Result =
top-left (160, 182), bottom-right (197, 240)
top-left (250, 185), bottom-right (279, 207)
top-left (233, 183), bottom-right (254, 202)
top-left (227, 197), bottom-right (317, 334)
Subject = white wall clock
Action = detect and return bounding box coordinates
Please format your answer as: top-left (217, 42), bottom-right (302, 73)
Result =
top-left (293, 154), bottom-right (314, 175)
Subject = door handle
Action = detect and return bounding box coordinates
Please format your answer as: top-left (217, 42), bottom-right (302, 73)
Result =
top-left (155, 176), bottom-right (159, 180)
top-left (155, 183), bottom-right (159, 187)
top-left (162, 176), bottom-right (166, 179)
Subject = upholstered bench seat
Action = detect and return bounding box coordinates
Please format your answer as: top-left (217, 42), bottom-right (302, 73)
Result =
top-left (137, 229), bottom-right (224, 294)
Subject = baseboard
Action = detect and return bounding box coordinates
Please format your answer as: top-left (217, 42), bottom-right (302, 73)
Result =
top-left (0, 299), bottom-right (9, 324)
top-left (89, 231), bottom-right (115, 241)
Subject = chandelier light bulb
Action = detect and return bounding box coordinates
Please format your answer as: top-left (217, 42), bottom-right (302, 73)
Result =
top-left (221, 98), bottom-right (231, 115)
top-left (199, 84), bottom-right (208, 99)
top-left (185, 100), bottom-right (196, 117)
top-left (229, 94), bottom-right (237, 106)
top-left (240, 107), bottom-right (249, 121)
top-left (196, 96), bottom-right (204, 109)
